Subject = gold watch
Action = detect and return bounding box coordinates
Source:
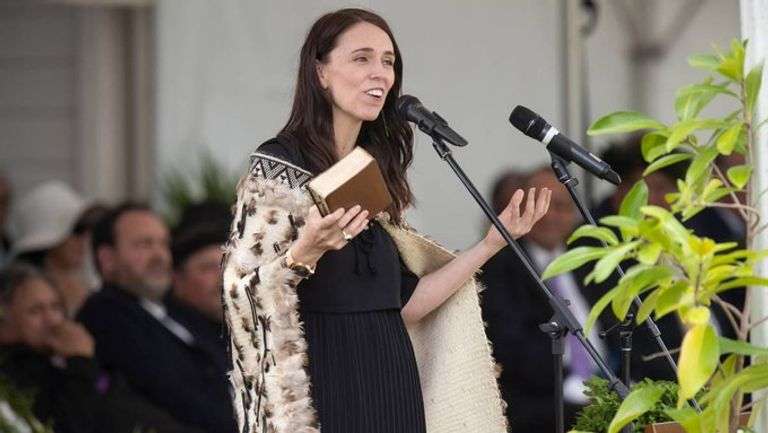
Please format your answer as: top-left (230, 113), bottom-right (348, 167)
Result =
top-left (284, 248), bottom-right (315, 278)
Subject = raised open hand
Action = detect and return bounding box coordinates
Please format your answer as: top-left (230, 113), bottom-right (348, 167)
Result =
top-left (484, 187), bottom-right (551, 251)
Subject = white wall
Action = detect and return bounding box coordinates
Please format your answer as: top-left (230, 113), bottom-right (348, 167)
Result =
top-left (155, 0), bottom-right (741, 250)
top-left (0, 4), bottom-right (80, 195)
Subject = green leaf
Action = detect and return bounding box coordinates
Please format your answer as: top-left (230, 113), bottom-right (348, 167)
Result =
top-left (713, 241), bottom-right (739, 253)
top-left (637, 243), bottom-right (663, 265)
top-left (715, 276), bottom-right (768, 293)
top-left (704, 363), bottom-right (768, 431)
top-left (641, 206), bottom-right (691, 246)
top-left (677, 324), bottom-right (719, 405)
top-left (607, 385), bottom-right (665, 433)
top-left (665, 119), bottom-right (724, 152)
top-left (716, 123), bottom-right (742, 155)
top-left (599, 216), bottom-right (640, 241)
top-left (681, 305), bottom-right (711, 326)
top-left (685, 145), bottom-right (719, 185)
top-left (591, 241), bottom-right (641, 284)
top-left (585, 288), bottom-right (619, 335)
top-left (619, 180), bottom-right (648, 219)
top-left (636, 287), bottom-right (664, 324)
top-left (542, 246), bottom-right (608, 280)
top-left (567, 225), bottom-right (619, 246)
top-left (611, 265), bottom-right (673, 320)
top-left (726, 164), bottom-right (752, 189)
top-left (717, 55), bottom-right (742, 81)
top-left (599, 216), bottom-right (639, 230)
top-left (665, 407), bottom-right (702, 433)
top-left (712, 249), bottom-right (768, 266)
top-left (700, 179), bottom-right (731, 206)
top-left (719, 337), bottom-right (768, 357)
top-left (643, 153), bottom-right (693, 177)
top-left (641, 131), bottom-right (669, 162)
top-left (655, 282), bottom-right (691, 319)
top-left (688, 53), bottom-right (720, 71)
top-left (745, 63), bottom-right (763, 116)
top-left (675, 82), bottom-right (734, 121)
top-left (588, 111), bottom-right (666, 136)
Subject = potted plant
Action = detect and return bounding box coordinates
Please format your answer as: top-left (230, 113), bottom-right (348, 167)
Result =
top-left (545, 39), bottom-right (766, 433)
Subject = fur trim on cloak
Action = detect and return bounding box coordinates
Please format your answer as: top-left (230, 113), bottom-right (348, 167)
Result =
top-left (221, 152), bottom-right (508, 433)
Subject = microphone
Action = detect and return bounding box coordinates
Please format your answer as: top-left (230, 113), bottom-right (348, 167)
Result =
top-left (396, 95), bottom-right (468, 147)
top-left (509, 106), bottom-right (621, 185)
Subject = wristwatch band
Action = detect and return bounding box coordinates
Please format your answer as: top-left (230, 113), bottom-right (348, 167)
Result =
top-left (284, 248), bottom-right (315, 278)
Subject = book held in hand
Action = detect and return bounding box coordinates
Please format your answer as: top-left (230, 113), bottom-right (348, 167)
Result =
top-left (306, 147), bottom-right (393, 218)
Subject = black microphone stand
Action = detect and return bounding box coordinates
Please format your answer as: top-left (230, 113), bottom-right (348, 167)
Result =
top-left (428, 137), bottom-right (629, 433)
top-left (547, 153), bottom-right (701, 414)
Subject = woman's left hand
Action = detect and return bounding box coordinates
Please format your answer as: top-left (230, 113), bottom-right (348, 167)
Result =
top-left (483, 187), bottom-right (551, 252)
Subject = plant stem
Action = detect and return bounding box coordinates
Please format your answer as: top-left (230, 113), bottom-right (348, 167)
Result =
top-left (642, 347), bottom-right (681, 362)
top-left (712, 163), bottom-right (751, 223)
top-left (747, 314), bottom-right (768, 332)
top-left (713, 296), bottom-right (744, 337)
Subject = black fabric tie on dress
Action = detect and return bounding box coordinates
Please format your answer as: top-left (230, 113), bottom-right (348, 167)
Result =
top-left (352, 226), bottom-right (378, 276)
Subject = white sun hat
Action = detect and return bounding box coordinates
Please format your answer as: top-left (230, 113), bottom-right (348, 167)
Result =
top-left (10, 180), bottom-right (89, 256)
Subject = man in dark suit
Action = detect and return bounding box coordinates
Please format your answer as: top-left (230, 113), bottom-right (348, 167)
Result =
top-left (481, 167), bottom-right (608, 432)
top-left (78, 203), bottom-right (236, 433)
top-left (169, 211), bottom-right (231, 376)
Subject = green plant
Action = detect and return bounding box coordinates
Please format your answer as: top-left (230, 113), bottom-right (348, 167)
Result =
top-left (547, 39), bottom-right (766, 433)
top-left (161, 149), bottom-right (239, 226)
top-left (0, 374), bottom-right (53, 433)
top-left (573, 377), bottom-right (679, 433)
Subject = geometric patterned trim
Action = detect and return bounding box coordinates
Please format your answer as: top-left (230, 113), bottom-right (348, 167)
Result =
top-left (249, 152), bottom-right (313, 190)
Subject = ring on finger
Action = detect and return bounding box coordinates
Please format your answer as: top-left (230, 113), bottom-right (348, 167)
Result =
top-left (341, 230), bottom-right (353, 241)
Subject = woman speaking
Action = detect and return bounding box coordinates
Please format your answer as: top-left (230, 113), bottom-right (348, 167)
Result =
top-left (221, 8), bottom-right (551, 433)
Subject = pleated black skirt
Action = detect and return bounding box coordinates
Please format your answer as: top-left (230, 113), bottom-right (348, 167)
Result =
top-left (300, 309), bottom-right (426, 433)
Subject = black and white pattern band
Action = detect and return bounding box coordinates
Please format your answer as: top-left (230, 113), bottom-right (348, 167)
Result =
top-left (249, 152), bottom-right (313, 190)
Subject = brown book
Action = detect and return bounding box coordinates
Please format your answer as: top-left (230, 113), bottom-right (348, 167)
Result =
top-left (306, 147), bottom-right (393, 218)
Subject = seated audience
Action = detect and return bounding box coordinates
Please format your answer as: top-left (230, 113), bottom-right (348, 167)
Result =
top-left (0, 262), bottom-right (100, 433)
top-left (170, 210), bottom-right (230, 374)
top-left (10, 181), bottom-right (102, 316)
top-left (77, 203), bottom-right (236, 433)
top-left (481, 166), bottom-right (607, 432)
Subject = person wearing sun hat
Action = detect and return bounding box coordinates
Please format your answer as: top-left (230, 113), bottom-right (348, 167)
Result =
top-left (9, 180), bottom-right (97, 316)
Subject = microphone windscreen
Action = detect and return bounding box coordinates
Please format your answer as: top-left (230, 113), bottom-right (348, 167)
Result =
top-left (396, 95), bottom-right (420, 119)
top-left (509, 105), bottom-right (545, 139)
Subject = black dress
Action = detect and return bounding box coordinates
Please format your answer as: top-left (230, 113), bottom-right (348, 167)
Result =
top-left (258, 137), bottom-right (426, 433)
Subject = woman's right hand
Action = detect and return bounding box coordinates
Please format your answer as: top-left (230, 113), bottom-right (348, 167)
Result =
top-left (289, 205), bottom-right (369, 266)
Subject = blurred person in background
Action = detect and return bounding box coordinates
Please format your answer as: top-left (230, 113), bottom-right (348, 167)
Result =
top-left (0, 172), bottom-right (11, 265)
top-left (592, 136), bottom-right (678, 221)
top-left (10, 181), bottom-right (103, 316)
top-left (481, 166), bottom-right (606, 432)
top-left (490, 169), bottom-right (528, 215)
top-left (0, 262), bottom-right (100, 433)
top-left (687, 153), bottom-right (747, 245)
top-left (169, 203), bottom-right (231, 374)
top-left (78, 203), bottom-right (235, 433)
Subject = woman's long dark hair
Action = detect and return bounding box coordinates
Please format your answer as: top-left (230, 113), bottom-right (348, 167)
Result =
top-left (277, 8), bottom-right (414, 223)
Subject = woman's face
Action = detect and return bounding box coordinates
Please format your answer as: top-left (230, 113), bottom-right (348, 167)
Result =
top-left (47, 234), bottom-right (86, 270)
top-left (317, 22), bottom-right (396, 124)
